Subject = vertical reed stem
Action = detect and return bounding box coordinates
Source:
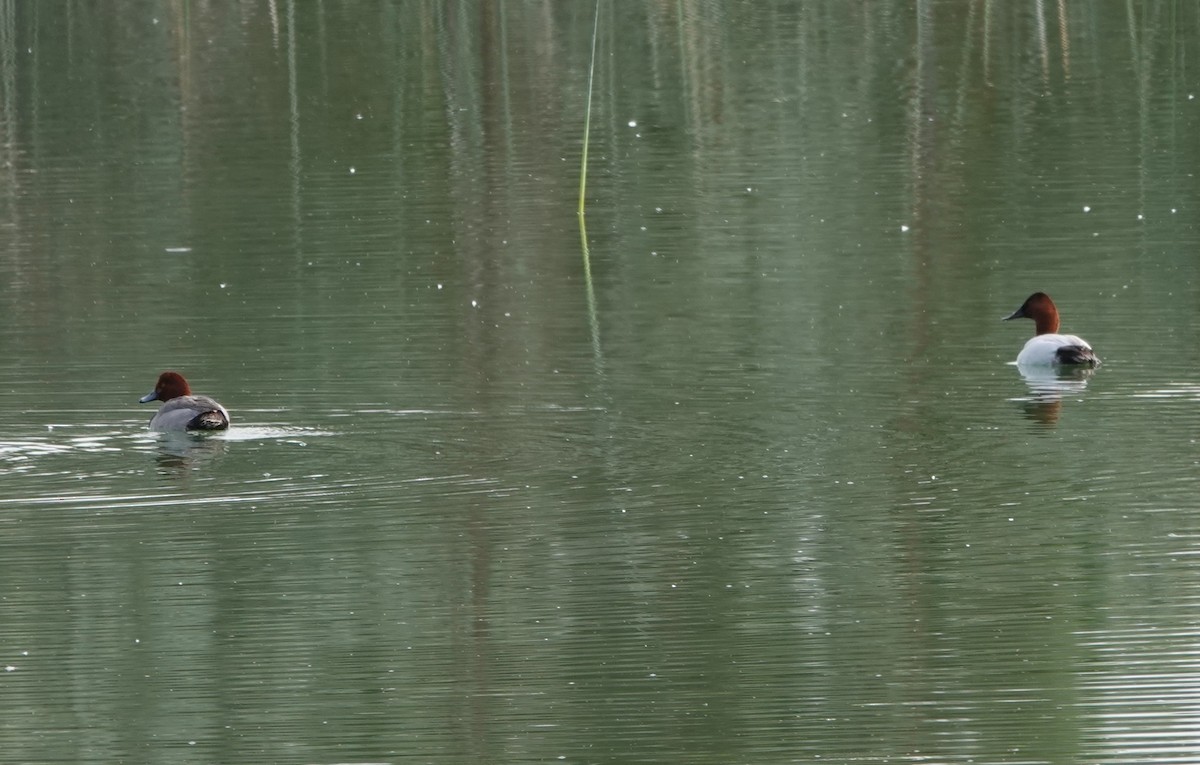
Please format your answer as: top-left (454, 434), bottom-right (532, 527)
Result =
top-left (578, 0), bottom-right (600, 217)
top-left (578, 1), bottom-right (604, 372)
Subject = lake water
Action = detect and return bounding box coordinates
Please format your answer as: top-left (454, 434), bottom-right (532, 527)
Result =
top-left (2, 2), bottom-right (1200, 764)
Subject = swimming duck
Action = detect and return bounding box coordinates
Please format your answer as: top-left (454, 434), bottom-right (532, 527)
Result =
top-left (139, 371), bottom-right (230, 431)
top-left (1002, 292), bottom-right (1100, 367)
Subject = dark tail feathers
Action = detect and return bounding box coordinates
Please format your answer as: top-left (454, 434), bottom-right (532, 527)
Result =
top-left (187, 410), bottom-right (230, 430)
top-left (1055, 346), bottom-right (1100, 367)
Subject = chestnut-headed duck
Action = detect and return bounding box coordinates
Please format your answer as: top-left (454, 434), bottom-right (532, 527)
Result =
top-left (1002, 292), bottom-right (1100, 367)
top-left (139, 371), bottom-right (230, 431)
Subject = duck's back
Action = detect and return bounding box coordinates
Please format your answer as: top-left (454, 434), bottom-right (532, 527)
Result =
top-left (149, 395), bottom-right (231, 431)
top-left (1017, 333), bottom-right (1099, 367)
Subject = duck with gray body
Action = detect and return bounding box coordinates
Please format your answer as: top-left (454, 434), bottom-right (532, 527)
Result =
top-left (140, 371), bottom-right (230, 431)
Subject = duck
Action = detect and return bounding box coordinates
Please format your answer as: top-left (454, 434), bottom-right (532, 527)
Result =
top-left (139, 371), bottom-right (230, 431)
top-left (1002, 292), bottom-right (1100, 367)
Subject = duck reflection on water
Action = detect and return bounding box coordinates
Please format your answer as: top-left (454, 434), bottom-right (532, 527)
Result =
top-left (1011, 361), bottom-right (1096, 426)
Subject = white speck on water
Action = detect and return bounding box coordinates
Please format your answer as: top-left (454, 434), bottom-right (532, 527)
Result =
top-left (628, 120), bottom-right (637, 127)
top-left (1172, 208), bottom-right (1178, 214)
top-left (1083, 205), bottom-right (1091, 212)
top-left (1190, 94), bottom-right (1196, 100)
top-left (471, 300), bottom-right (478, 308)
top-left (5, 666), bottom-right (15, 672)
top-left (1137, 213), bottom-right (1144, 221)
top-left (349, 166), bottom-right (356, 174)
top-left (219, 283), bottom-right (227, 289)
top-left (165, 247), bottom-right (191, 253)
top-left (356, 113), bottom-right (364, 120)
top-left (437, 283), bottom-right (443, 290)
top-left (655, 207), bottom-right (663, 213)
top-left (900, 224), bottom-right (910, 232)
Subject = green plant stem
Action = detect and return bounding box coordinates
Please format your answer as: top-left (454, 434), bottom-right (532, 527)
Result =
top-left (578, 0), bottom-right (600, 217)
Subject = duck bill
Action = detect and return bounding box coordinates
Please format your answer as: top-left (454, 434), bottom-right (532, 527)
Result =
top-left (1001, 307), bottom-right (1026, 321)
top-left (139, 391), bottom-right (160, 403)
